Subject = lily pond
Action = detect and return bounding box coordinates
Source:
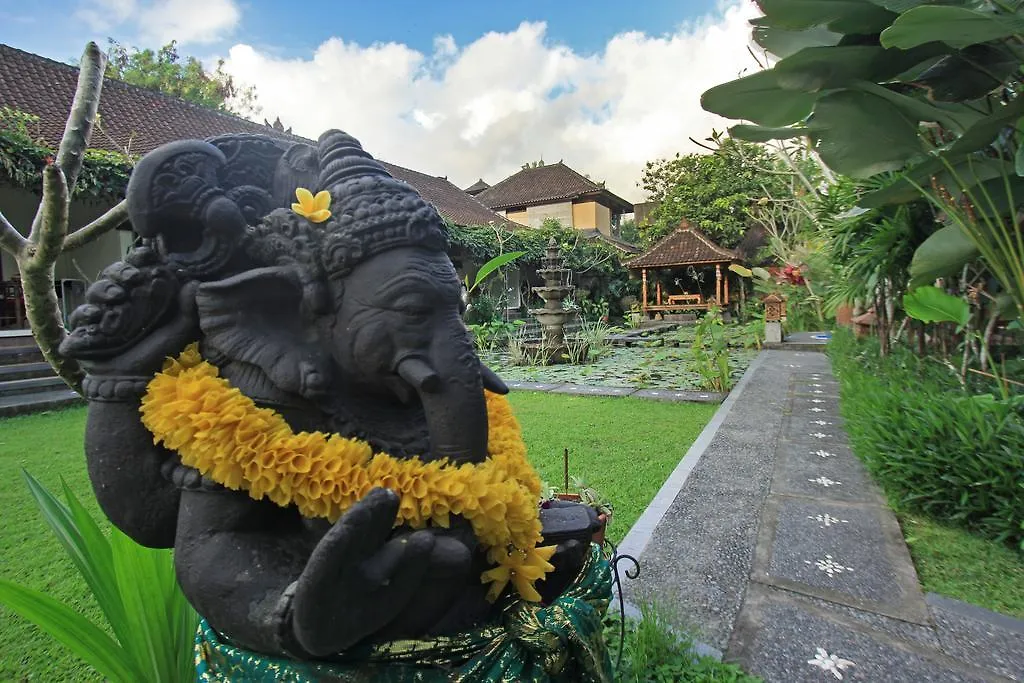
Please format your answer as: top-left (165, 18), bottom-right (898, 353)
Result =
top-left (480, 345), bottom-right (757, 390)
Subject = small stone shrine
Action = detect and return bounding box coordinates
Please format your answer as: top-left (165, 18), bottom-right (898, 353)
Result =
top-left (60, 130), bottom-right (613, 682)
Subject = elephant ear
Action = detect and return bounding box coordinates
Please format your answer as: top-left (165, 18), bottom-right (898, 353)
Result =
top-left (196, 267), bottom-right (331, 399)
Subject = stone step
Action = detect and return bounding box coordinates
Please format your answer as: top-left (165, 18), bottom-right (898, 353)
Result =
top-left (0, 375), bottom-right (68, 397)
top-left (0, 362), bottom-right (54, 382)
top-left (0, 388), bottom-right (84, 417)
top-left (0, 345), bottom-right (44, 365)
top-left (0, 331), bottom-right (35, 349)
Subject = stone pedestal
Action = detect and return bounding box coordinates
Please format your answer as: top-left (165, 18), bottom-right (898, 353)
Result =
top-left (766, 320), bottom-right (783, 344)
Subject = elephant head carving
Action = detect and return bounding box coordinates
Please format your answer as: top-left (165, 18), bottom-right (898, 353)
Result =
top-left (59, 129), bottom-right (601, 663)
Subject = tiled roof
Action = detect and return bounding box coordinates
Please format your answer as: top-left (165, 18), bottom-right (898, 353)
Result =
top-left (464, 178), bottom-right (490, 195)
top-left (626, 221), bottom-right (738, 269)
top-left (476, 162), bottom-right (633, 213)
top-left (577, 229), bottom-right (642, 254)
top-left (0, 43), bottom-right (511, 227)
top-left (381, 165), bottom-right (512, 227)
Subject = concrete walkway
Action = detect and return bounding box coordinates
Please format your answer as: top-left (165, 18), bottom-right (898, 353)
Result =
top-left (611, 350), bottom-right (1024, 682)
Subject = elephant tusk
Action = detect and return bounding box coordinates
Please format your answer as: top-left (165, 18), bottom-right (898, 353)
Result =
top-left (480, 363), bottom-right (509, 395)
top-left (396, 357), bottom-right (441, 393)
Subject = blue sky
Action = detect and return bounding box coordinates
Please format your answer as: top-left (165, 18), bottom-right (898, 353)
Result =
top-left (3, 0), bottom-right (722, 64)
top-left (0, 0), bottom-right (759, 199)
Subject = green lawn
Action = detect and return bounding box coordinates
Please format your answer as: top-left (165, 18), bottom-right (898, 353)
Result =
top-left (898, 512), bottom-right (1024, 619)
top-left (0, 395), bottom-right (716, 680)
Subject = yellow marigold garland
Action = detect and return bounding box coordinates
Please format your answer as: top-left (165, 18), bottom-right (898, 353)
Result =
top-left (140, 344), bottom-right (556, 602)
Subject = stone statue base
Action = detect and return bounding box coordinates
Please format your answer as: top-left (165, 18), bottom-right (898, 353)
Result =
top-left (194, 544), bottom-right (614, 682)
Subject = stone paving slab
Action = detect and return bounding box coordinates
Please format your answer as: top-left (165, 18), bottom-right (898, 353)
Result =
top-left (754, 497), bottom-right (927, 623)
top-left (790, 396), bottom-right (843, 414)
top-left (618, 348), bottom-right (1022, 682)
top-left (549, 384), bottom-right (636, 397)
top-left (630, 388), bottom-right (726, 403)
top-left (504, 381), bottom-right (564, 392)
top-left (927, 593), bottom-right (1024, 681)
top-left (781, 415), bottom-right (848, 442)
top-left (772, 443), bottom-right (883, 505)
top-left (791, 386), bottom-right (841, 400)
top-left (729, 585), bottom-right (992, 683)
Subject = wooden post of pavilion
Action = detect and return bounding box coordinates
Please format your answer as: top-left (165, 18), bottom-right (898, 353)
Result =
top-left (641, 268), bottom-right (648, 314)
top-left (715, 263), bottom-right (722, 305)
top-left (656, 280), bottom-right (662, 306)
top-left (724, 267), bottom-right (730, 305)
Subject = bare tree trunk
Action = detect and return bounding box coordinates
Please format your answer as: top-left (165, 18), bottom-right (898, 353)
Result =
top-left (979, 305), bottom-right (1000, 372)
top-left (0, 43), bottom-right (110, 394)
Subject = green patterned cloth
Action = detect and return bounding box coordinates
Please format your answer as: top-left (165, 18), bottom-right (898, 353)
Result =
top-left (195, 544), bottom-right (614, 682)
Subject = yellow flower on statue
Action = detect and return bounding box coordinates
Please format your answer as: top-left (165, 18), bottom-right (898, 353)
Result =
top-left (291, 188), bottom-right (332, 223)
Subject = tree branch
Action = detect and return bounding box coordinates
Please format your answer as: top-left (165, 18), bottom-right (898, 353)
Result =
top-left (64, 199), bottom-right (129, 251)
top-left (55, 41), bottom-right (106, 193)
top-left (29, 165), bottom-right (70, 265)
top-left (0, 209), bottom-right (27, 256)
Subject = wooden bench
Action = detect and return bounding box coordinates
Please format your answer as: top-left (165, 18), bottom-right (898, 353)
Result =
top-left (666, 293), bottom-right (702, 306)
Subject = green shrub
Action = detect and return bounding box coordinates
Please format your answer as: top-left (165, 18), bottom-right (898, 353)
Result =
top-left (829, 330), bottom-right (1024, 550)
top-left (690, 306), bottom-right (731, 392)
top-left (607, 602), bottom-right (759, 682)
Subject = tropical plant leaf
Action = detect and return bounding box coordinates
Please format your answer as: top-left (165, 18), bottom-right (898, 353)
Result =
top-left (808, 90), bottom-right (925, 178)
top-left (752, 24), bottom-right (842, 59)
top-left (861, 157), bottom-right (1014, 208)
top-left (700, 70), bottom-right (817, 127)
top-left (909, 225), bottom-right (980, 287)
top-left (754, 0), bottom-right (898, 34)
top-left (945, 96), bottom-right (1024, 157)
top-left (913, 44), bottom-right (1020, 102)
top-left (773, 45), bottom-right (942, 93)
top-left (728, 264), bottom-right (753, 277)
top-left (752, 267), bottom-right (772, 281)
top-left (728, 124), bottom-right (813, 142)
top-left (851, 80), bottom-right (979, 132)
top-left (471, 251), bottom-right (525, 291)
top-left (881, 6), bottom-right (1024, 50)
top-left (903, 285), bottom-right (970, 326)
top-left (0, 579), bottom-right (140, 682)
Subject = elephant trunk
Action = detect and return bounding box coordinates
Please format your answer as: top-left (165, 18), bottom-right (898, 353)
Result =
top-left (397, 331), bottom-right (489, 465)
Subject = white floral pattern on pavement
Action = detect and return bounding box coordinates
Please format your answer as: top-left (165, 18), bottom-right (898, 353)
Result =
top-left (808, 513), bottom-right (849, 528)
top-left (813, 450), bottom-right (836, 458)
top-left (808, 647), bottom-right (855, 680)
top-left (809, 476), bottom-right (841, 487)
top-left (805, 554), bottom-right (854, 577)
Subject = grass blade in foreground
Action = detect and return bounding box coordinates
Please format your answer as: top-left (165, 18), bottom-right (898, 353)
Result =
top-left (4, 471), bottom-right (198, 682)
top-left (0, 579), bottom-right (139, 682)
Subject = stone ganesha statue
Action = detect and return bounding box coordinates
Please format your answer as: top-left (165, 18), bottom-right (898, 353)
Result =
top-left (59, 129), bottom-right (608, 673)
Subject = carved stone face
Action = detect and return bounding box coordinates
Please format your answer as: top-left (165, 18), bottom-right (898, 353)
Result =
top-left (324, 246), bottom-right (488, 465)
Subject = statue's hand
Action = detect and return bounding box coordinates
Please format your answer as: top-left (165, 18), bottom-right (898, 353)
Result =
top-left (77, 279), bottom-right (200, 379)
top-left (291, 488), bottom-right (440, 656)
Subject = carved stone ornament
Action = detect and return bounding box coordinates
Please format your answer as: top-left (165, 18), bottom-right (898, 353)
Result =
top-left (59, 129), bottom-right (607, 674)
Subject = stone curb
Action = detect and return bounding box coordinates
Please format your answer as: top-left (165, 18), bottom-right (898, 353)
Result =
top-left (926, 593), bottom-right (1024, 635)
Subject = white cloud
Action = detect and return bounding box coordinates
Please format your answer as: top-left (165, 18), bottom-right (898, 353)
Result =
top-left (222, 1), bottom-right (761, 203)
top-left (75, 0), bottom-right (240, 46)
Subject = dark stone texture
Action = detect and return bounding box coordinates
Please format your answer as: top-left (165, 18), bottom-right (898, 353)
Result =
top-left (927, 594), bottom-right (1024, 681)
top-left (58, 130), bottom-right (596, 660)
top-left (630, 388), bottom-right (727, 403)
top-left (506, 381), bottom-right (562, 392)
top-left (553, 384), bottom-right (637, 397)
top-left (764, 499), bottom-right (909, 608)
top-left (730, 587), bottom-right (991, 683)
top-left (771, 446), bottom-right (883, 504)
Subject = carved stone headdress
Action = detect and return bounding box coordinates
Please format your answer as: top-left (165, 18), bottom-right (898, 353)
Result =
top-left (313, 130), bottom-right (448, 280)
